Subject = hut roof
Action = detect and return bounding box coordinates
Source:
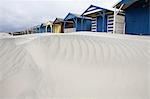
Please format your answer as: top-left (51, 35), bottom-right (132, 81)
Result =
top-left (82, 5), bottom-right (113, 16)
top-left (40, 21), bottom-right (53, 27)
top-left (53, 18), bottom-right (64, 24)
top-left (114, 0), bottom-right (140, 9)
top-left (64, 13), bottom-right (91, 21)
top-left (46, 21), bottom-right (53, 26)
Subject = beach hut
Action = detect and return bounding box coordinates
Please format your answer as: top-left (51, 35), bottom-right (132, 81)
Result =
top-left (36, 25), bottom-right (41, 33)
top-left (45, 21), bottom-right (53, 33)
top-left (40, 21), bottom-right (53, 33)
top-left (32, 25), bottom-right (41, 33)
top-left (114, 0), bottom-right (150, 35)
top-left (64, 13), bottom-right (92, 33)
top-left (53, 18), bottom-right (64, 33)
top-left (82, 5), bottom-right (125, 34)
top-left (40, 23), bottom-right (47, 33)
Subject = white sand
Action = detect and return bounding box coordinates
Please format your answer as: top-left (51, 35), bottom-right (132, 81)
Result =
top-left (0, 33), bottom-right (12, 38)
top-left (0, 32), bottom-right (149, 99)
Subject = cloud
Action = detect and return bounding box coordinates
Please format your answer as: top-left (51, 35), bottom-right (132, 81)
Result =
top-left (0, 0), bottom-right (119, 32)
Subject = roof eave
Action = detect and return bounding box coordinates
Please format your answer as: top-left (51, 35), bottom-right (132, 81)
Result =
top-left (114, 0), bottom-right (139, 10)
top-left (82, 5), bottom-right (114, 16)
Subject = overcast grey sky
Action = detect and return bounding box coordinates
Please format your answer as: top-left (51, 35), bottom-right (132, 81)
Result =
top-left (0, 0), bottom-right (120, 32)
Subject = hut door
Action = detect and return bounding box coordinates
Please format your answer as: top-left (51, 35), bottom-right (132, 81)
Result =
top-left (107, 14), bottom-right (114, 33)
top-left (91, 18), bottom-right (97, 32)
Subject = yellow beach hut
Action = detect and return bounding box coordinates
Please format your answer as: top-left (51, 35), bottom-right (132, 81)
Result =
top-left (53, 18), bottom-right (64, 33)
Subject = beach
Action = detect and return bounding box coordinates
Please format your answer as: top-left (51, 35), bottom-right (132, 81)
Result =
top-left (0, 32), bottom-right (149, 99)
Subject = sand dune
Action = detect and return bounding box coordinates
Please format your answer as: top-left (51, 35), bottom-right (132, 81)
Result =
top-left (0, 32), bottom-right (149, 99)
top-left (0, 33), bottom-right (12, 38)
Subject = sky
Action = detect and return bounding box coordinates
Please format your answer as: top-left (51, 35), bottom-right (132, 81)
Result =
top-left (0, 0), bottom-right (120, 32)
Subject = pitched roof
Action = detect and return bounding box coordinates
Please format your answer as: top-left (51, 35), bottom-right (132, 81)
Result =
top-left (46, 21), bottom-right (53, 25)
top-left (64, 13), bottom-right (91, 21)
top-left (82, 5), bottom-right (113, 16)
top-left (40, 21), bottom-right (53, 27)
top-left (53, 18), bottom-right (64, 24)
top-left (114, 0), bottom-right (139, 9)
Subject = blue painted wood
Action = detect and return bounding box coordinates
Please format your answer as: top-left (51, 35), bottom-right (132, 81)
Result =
top-left (75, 18), bottom-right (91, 31)
top-left (82, 5), bottom-right (113, 32)
top-left (47, 26), bottom-right (51, 32)
top-left (64, 13), bottom-right (92, 32)
top-left (64, 13), bottom-right (76, 21)
top-left (35, 25), bottom-right (41, 33)
top-left (84, 19), bottom-right (92, 31)
top-left (125, 0), bottom-right (150, 35)
top-left (97, 16), bottom-right (103, 32)
top-left (85, 8), bottom-right (99, 13)
top-left (114, 0), bottom-right (149, 35)
top-left (75, 18), bottom-right (77, 31)
top-left (40, 25), bottom-right (46, 33)
top-left (122, 0), bottom-right (138, 4)
top-left (36, 28), bottom-right (39, 33)
top-left (97, 15), bottom-right (107, 32)
top-left (102, 11), bottom-right (105, 32)
top-left (82, 5), bottom-right (108, 16)
top-left (114, 0), bottom-right (138, 8)
top-left (81, 18), bottom-right (83, 30)
top-left (73, 18), bottom-right (76, 28)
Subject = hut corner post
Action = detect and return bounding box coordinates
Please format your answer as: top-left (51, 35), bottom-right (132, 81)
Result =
top-left (51, 25), bottom-right (53, 33)
top-left (64, 21), bottom-right (66, 33)
top-left (74, 18), bottom-right (77, 32)
top-left (46, 26), bottom-right (48, 33)
top-left (81, 17), bottom-right (84, 31)
top-left (113, 4), bottom-right (124, 34)
top-left (102, 10), bottom-right (105, 32)
top-left (76, 18), bottom-right (78, 32)
top-left (113, 7), bottom-right (116, 34)
top-left (38, 27), bottom-right (40, 33)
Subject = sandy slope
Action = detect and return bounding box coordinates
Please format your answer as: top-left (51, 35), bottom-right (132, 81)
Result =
top-left (0, 33), bottom-right (12, 38)
top-left (0, 32), bottom-right (149, 99)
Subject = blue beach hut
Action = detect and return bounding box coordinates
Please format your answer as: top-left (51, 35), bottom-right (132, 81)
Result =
top-left (31, 25), bottom-right (41, 33)
top-left (63, 13), bottom-right (92, 33)
top-left (36, 25), bottom-right (41, 33)
top-left (114, 0), bottom-right (150, 35)
top-left (39, 21), bottom-right (53, 33)
top-left (82, 5), bottom-right (125, 34)
top-left (40, 23), bottom-right (47, 33)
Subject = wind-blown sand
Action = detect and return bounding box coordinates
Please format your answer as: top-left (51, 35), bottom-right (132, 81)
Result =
top-left (0, 32), bottom-right (149, 99)
top-left (0, 33), bottom-right (11, 37)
